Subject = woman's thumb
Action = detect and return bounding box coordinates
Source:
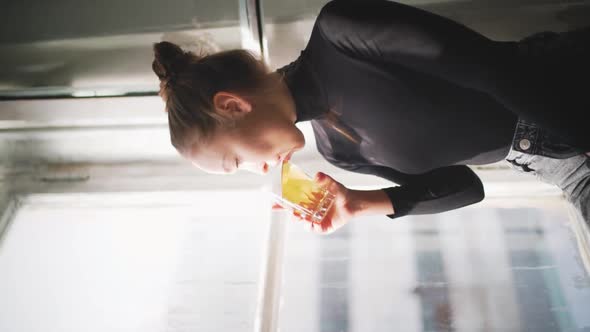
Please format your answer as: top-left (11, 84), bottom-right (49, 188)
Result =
top-left (314, 172), bottom-right (325, 182)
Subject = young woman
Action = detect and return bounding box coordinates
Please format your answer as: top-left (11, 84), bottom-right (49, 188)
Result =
top-left (152, 0), bottom-right (589, 235)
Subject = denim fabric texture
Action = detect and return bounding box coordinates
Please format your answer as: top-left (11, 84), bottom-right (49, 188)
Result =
top-left (506, 118), bottom-right (590, 225)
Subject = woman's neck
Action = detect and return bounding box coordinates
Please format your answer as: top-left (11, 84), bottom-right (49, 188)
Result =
top-left (269, 71), bottom-right (297, 123)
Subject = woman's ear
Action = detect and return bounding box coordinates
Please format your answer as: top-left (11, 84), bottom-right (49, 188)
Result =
top-left (213, 91), bottom-right (252, 120)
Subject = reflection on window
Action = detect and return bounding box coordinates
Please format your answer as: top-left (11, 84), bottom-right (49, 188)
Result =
top-left (279, 202), bottom-right (590, 331)
top-left (0, 191), bottom-right (268, 332)
top-left (0, 2), bottom-right (242, 99)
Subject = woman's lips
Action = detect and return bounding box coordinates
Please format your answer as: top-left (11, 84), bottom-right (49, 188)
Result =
top-left (263, 148), bottom-right (297, 174)
top-left (279, 149), bottom-right (295, 164)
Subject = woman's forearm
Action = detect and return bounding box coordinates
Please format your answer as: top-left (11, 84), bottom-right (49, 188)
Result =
top-left (348, 189), bottom-right (394, 217)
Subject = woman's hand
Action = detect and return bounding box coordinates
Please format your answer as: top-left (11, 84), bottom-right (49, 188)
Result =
top-left (272, 172), bottom-right (356, 235)
top-left (307, 172), bottom-right (356, 235)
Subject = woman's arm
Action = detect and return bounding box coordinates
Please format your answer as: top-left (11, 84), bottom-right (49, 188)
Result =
top-left (298, 164), bottom-right (483, 234)
top-left (328, 160), bottom-right (485, 219)
top-left (364, 164), bottom-right (484, 219)
top-left (348, 188), bottom-right (395, 217)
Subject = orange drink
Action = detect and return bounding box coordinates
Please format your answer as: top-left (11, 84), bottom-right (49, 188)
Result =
top-left (271, 161), bottom-right (335, 224)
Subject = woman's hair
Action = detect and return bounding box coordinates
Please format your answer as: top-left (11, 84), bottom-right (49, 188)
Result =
top-left (152, 41), bottom-right (272, 157)
top-left (153, 41), bottom-right (361, 160)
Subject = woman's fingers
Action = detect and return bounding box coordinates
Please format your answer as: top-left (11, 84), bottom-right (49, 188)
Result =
top-left (314, 172), bottom-right (328, 183)
top-left (315, 172), bottom-right (341, 193)
top-left (271, 203), bottom-right (285, 210)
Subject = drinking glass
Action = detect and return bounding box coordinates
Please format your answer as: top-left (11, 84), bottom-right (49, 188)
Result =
top-left (270, 160), bottom-right (336, 224)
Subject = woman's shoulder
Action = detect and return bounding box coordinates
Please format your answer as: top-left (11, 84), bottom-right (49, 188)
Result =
top-left (313, 0), bottom-right (443, 59)
top-left (314, 0), bottom-right (373, 41)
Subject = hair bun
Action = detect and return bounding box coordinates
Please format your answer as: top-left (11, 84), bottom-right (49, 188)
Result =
top-left (152, 41), bottom-right (189, 83)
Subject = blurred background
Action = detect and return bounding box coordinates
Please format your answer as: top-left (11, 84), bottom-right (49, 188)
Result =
top-left (1, 0), bottom-right (590, 331)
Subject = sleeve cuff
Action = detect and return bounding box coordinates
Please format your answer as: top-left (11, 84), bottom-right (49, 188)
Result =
top-left (382, 186), bottom-right (413, 220)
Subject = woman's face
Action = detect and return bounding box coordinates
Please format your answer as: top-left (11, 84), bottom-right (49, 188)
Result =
top-left (189, 89), bottom-right (305, 175)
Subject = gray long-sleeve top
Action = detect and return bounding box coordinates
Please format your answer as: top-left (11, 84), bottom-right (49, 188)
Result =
top-left (276, 0), bottom-right (590, 219)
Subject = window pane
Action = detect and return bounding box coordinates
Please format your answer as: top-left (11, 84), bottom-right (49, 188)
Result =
top-left (0, 191), bottom-right (269, 332)
top-left (278, 200), bottom-right (590, 331)
top-left (0, 1), bottom-right (242, 99)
